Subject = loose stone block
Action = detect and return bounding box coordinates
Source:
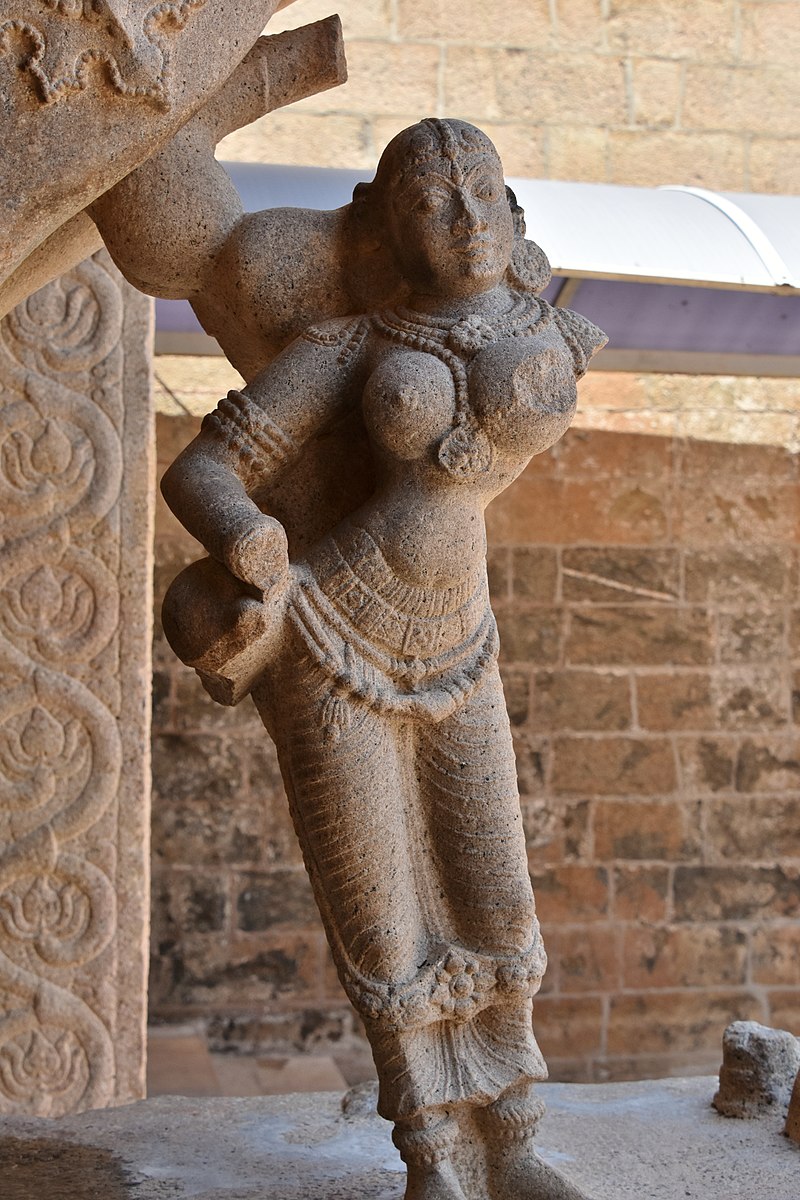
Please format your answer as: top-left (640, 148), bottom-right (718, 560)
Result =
top-left (713, 1020), bottom-right (800, 1118)
top-left (0, 252), bottom-right (153, 1115)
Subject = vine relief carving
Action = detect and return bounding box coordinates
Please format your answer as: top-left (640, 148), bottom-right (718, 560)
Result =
top-left (0, 251), bottom-right (150, 1117)
top-left (1, 0), bottom-right (206, 107)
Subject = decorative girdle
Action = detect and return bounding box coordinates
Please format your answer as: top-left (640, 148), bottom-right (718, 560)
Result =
top-left (0, 252), bottom-right (147, 1117)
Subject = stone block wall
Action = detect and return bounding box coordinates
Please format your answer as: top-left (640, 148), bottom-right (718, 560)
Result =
top-left (150, 407), bottom-right (800, 1081)
top-left (148, 0), bottom-right (800, 1080)
top-left (217, 0), bottom-right (800, 194)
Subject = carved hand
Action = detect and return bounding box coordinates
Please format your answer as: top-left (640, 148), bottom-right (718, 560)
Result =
top-left (223, 514), bottom-right (289, 593)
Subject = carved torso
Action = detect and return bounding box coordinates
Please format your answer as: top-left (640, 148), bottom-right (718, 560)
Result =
top-left (296, 291), bottom-right (603, 588)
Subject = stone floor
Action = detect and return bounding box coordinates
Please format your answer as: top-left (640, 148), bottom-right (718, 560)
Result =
top-left (3, 1079), bottom-right (799, 1199)
top-left (146, 1025), bottom-right (376, 1098)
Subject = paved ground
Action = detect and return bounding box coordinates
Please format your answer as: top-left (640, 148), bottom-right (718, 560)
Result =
top-left (2, 1077), bottom-right (798, 1199)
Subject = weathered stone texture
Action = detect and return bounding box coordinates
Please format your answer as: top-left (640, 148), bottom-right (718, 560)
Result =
top-left (713, 1020), bottom-right (800, 1118)
top-left (0, 1), bottom-right (291, 313)
top-left (3, 1076), bottom-right (800, 1200)
top-left (0, 253), bottom-right (153, 1115)
top-left (151, 422), bottom-right (800, 1082)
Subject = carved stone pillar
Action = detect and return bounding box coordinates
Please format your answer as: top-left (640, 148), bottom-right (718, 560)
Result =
top-left (0, 250), bottom-right (153, 1115)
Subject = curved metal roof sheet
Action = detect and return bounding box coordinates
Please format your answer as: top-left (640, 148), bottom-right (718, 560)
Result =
top-left (156, 162), bottom-right (800, 375)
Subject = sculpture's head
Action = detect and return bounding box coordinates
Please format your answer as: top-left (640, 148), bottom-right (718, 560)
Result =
top-left (352, 118), bottom-right (551, 303)
top-left (359, 118), bottom-right (515, 300)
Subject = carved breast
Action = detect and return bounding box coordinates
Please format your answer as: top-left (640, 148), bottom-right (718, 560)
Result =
top-left (362, 350), bottom-right (456, 461)
top-left (468, 332), bottom-right (578, 459)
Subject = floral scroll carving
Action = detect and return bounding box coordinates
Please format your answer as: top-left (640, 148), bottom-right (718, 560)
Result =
top-left (0, 1), bottom-right (206, 109)
top-left (0, 250), bottom-right (150, 1116)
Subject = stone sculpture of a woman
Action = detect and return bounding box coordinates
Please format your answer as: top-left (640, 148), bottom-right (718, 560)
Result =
top-left (99, 117), bottom-right (604, 1200)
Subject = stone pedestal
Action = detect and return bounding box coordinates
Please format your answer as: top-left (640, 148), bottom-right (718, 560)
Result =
top-left (1, 1079), bottom-right (798, 1199)
top-left (0, 251), bottom-right (153, 1115)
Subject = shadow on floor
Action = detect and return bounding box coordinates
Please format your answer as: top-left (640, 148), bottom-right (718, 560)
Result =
top-left (0, 1138), bottom-right (133, 1200)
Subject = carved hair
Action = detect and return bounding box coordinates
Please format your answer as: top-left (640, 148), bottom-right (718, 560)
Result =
top-left (350, 118), bottom-right (551, 297)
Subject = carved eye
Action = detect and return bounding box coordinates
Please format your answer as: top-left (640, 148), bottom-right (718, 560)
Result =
top-left (415, 188), bottom-right (450, 215)
top-left (469, 170), bottom-right (502, 203)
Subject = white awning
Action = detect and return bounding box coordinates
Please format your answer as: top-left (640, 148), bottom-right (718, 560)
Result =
top-left (156, 164), bottom-right (800, 377)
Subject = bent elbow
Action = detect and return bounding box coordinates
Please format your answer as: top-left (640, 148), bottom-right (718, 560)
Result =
top-left (160, 448), bottom-right (201, 521)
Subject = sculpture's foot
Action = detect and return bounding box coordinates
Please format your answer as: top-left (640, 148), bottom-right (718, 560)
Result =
top-left (393, 1115), bottom-right (467, 1200)
top-left (404, 1158), bottom-right (468, 1200)
top-left (486, 1143), bottom-right (588, 1200)
top-left (480, 1087), bottom-right (589, 1200)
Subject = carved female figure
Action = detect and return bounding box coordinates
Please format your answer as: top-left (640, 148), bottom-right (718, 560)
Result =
top-left (159, 119), bottom-right (604, 1200)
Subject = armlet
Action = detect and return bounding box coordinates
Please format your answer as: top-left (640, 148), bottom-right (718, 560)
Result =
top-left (301, 316), bottom-right (371, 365)
top-left (202, 389), bottom-right (298, 475)
top-left (551, 306), bottom-right (608, 379)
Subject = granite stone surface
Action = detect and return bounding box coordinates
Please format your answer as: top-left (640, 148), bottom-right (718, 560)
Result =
top-left (1, 1078), bottom-right (798, 1200)
top-left (0, 251), bottom-right (154, 1115)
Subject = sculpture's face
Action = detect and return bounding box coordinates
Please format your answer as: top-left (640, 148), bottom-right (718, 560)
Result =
top-left (388, 146), bottom-right (514, 299)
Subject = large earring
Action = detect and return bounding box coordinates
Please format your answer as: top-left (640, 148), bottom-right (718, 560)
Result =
top-left (504, 185), bottom-right (552, 295)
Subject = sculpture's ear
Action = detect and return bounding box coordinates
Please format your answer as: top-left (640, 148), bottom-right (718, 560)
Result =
top-left (504, 185), bottom-right (552, 295)
top-left (505, 184), bottom-right (526, 238)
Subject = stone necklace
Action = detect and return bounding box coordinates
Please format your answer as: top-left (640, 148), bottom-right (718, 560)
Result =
top-left (372, 290), bottom-right (549, 480)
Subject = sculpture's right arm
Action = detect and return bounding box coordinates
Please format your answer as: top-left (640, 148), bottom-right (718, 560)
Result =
top-left (161, 330), bottom-right (359, 589)
top-left (88, 20), bottom-right (351, 373)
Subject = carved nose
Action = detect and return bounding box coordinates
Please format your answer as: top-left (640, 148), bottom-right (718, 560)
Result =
top-left (453, 191), bottom-right (484, 233)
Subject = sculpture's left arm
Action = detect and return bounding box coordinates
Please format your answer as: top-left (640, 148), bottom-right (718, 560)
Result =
top-left (552, 306), bottom-right (608, 378)
top-left (89, 19), bottom-right (349, 374)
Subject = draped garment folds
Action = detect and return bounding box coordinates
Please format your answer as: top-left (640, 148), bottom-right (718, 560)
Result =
top-left (196, 296), bottom-right (593, 1121)
top-left (252, 522), bottom-right (547, 1122)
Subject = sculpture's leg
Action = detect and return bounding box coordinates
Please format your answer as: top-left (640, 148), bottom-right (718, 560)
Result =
top-left (415, 670), bottom-right (550, 1198)
top-left (479, 1084), bottom-right (588, 1200)
top-left (392, 1111), bottom-right (467, 1200)
top-left (415, 666), bottom-right (537, 958)
top-left (253, 648), bottom-right (425, 985)
top-left (255, 649), bottom-right (469, 1197)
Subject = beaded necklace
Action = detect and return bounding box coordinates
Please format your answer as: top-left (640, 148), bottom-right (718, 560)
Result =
top-left (372, 291), bottom-right (549, 480)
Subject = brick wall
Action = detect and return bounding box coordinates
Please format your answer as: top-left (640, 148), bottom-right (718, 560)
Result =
top-left (150, 412), bottom-right (800, 1080)
top-left (219, 0), bottom-right (800, 194)
top-left (148, 0), bottom-right (800, 1079)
